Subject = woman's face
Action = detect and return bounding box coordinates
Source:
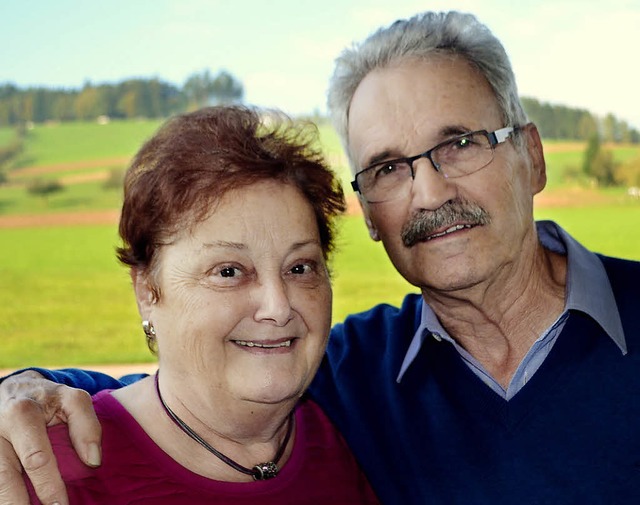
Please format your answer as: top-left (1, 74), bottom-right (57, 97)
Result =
top-left (136, 180), bottom-right (332, 407)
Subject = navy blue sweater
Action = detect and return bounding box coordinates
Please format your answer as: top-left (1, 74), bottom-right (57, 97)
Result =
top-left (30, 255), bottom-right (640, 504)
top-left (309, 254), bottom-right (640, 504)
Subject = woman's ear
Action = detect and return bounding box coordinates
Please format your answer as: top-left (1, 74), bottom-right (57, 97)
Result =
top-left (130, 268), bottom-right (156, 319)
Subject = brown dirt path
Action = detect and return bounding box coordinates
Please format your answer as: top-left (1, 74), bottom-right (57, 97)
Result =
top-left (0, 210), bottom-right (121, 228)
top-left (0, 188), bottom-right (618, 230)
top-left (11, 157), bottom-right (130, 177)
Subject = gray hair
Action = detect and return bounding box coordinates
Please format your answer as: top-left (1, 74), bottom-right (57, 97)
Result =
top-left (327, 11), bottom-right (529, 173)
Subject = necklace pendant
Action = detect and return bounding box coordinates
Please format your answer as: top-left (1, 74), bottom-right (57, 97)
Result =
top-left (252, 461), bottom-right (279, 480)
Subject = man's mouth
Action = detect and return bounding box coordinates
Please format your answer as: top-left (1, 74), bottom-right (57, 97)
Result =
top-left (425, 223), bottom-right (475, 241)
top-left (401, 200), bottom-right (491, 247)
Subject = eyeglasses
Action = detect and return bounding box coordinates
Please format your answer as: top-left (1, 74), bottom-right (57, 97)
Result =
top-left (351, 126), bottom-right (519, 203)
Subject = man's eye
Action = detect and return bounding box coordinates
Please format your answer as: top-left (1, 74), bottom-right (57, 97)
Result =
top-left (375, 162), bottom-right (399, 178)
top-left (454, 137), bottom-right (472, 149)
top-left (452, 136), bottom-right (479, 150)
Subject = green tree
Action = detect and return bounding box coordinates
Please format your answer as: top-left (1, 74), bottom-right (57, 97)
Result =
top-left (619, 121), bottom-right (631, 144)
top-left (582, 133), bottom-right (601, 177)
top-left (117, 89), bottom-right (139, 118)
top-left (27, 178), bottom-right (64, 201)
top-left (75, 84), bottom-right (107, 120)
top-left (183, 69), bottom-right (244, 109)
top-left (616, 157), bottom-right (640, 187)
top-left (602, 113), bottom-right (618, 143)
top-left (210, 70), bottom-right (244, 105)
top-left (590, 150), bottom-right (617, 186)
top-left (183, 70), bottom-right (214, 109)
top-left (577, 113), bottom-right (598, 140)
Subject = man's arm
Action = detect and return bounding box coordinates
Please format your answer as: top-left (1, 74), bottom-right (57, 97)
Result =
top-left (0, 368), bottom-right (146, 505)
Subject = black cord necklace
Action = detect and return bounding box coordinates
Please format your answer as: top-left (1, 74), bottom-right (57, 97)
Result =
top-left (154, 372), bottom-right (293, 480)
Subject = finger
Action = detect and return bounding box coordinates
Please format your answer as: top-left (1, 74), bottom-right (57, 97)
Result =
top-left (0, 438), bottom-right (30, 505)
top-left (58, 387), bottom-right (102, 468)
top-left (4, 398), bottom-right (68, 505)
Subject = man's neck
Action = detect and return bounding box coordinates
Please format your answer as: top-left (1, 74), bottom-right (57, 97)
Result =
top-left (423, 245), bottom-right (567, 388)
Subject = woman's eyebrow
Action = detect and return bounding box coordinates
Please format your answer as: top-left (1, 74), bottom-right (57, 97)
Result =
top-left (201, 240), bottom-right (246, 250)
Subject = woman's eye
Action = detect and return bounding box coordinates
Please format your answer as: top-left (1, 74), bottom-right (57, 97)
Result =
top-left (290, 263), bottom-right (311, 275)
top-left (219, 267), bottom-right (237, 277)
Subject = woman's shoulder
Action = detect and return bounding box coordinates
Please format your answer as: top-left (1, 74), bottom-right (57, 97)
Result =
top-left (45, 391), bottom-right (129, 483)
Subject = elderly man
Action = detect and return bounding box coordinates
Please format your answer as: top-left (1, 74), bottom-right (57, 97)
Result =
top-left (1, 10), bottom-right (639, 505)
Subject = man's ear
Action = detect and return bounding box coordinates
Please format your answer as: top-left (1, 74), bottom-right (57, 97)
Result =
top-left (523, 123), bottom-right (547, 195)
top-left (358, 197), bottom-right (380, 241)
top-left (130, 268), bottom-right (156, 319)
top-left (365, 216), bottom-right (380, 241)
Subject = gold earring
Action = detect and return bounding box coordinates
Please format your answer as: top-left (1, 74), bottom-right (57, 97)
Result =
top-left (142, 320), bottom-right (157, 350)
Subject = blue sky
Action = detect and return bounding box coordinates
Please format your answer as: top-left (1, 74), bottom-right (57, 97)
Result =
top-left (1, 0), bottom-right (639, 128)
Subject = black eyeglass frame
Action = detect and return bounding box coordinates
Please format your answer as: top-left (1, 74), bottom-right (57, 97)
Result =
top-left (351, 126), bottom-right (520, 195)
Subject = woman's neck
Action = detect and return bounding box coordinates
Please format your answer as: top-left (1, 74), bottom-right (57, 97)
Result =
top-left (112, 375), bottom-right (297, 482)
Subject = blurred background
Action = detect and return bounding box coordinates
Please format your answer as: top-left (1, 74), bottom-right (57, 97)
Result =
top-left (1, 0), bottom-right (639, 372)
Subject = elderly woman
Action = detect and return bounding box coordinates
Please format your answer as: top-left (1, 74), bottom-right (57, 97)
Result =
top-left (22, 106), bottom-right (378, 503)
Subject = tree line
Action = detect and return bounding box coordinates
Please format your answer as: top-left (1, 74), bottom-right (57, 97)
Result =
top-left (521, 97), bottom-right (639, 143)
top-left (0, 69), bottom-right (244, 125)
top-left (1, 71), bottom-right (639, 146)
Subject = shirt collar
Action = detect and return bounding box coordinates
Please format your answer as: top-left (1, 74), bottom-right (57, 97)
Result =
top-left (396, 220), bottom-right (626, 383)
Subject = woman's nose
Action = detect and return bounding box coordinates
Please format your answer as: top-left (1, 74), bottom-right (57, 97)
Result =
top-left (253, 278), bottom-right (294, 326)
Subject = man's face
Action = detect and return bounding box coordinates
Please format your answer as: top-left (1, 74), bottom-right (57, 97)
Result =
top-left (347, 55), bottom-right (546, 294)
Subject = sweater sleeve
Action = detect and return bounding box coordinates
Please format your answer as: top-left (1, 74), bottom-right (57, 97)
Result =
top-left (1, 367), bottom-right (147, 395)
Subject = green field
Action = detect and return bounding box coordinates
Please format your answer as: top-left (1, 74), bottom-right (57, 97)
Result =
top-left (0, 216), bottom-right (413, 368)
top-left (0, 119), bottom-right (639, 369)
top-left (8, 119), bottom-right (162, 167)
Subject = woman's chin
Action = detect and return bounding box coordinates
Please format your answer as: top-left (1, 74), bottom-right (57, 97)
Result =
top-left (235, 380), bottom-right (306, 406)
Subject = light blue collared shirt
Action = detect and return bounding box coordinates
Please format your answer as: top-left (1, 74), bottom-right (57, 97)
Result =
top-left (396, 220), bottom-right (627, 400)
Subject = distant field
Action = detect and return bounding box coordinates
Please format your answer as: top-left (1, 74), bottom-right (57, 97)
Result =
top-left (0, 119), bottom-right (639, 369)
top-left (2, 203), bottom-right (639, 369)
top-left (0, 127), bottom-right (18, 147)
top-left (0, 216), bottom-right (413, 368)
top-left (0, 225), bottom-right (148, 367)
top-left (0, 121), bottom-right (351, 218)
top-left (10, 119), bottom-right (162, 167)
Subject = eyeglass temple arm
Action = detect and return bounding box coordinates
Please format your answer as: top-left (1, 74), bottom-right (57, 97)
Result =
top-left (489, 126), bottom-right (516, 146)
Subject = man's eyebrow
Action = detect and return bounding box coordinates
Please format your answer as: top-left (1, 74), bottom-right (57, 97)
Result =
top-left (365, 150), bottom-right (396, 169)
top-left (363, 125), bottom-right (472, 169)
top-left (439, 125), bottom-right (470, 138)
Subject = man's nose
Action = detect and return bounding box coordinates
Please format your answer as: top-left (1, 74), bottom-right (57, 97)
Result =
top-left (409, 158), bottom-right (458, 211)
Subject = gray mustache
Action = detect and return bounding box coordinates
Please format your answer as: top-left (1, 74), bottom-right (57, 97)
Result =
top-left (401, 200), bottom-right (491, 247)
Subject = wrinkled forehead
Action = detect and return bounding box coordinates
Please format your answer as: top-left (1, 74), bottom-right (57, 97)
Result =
top-left (346, 55), bottom-right (502, 171)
